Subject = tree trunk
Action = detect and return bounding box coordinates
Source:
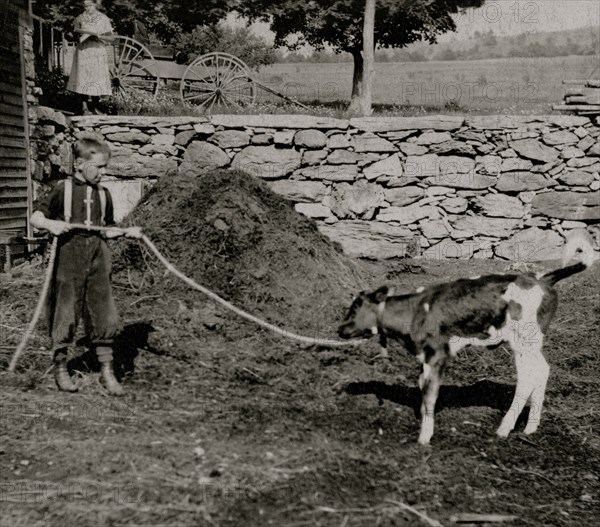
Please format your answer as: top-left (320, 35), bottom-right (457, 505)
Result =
top-left (350, 49), bottom-right (363, 101)
top-left (349, 0), bottom-right (376, 116)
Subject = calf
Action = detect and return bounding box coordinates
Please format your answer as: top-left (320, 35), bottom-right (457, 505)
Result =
top-left (338, 232), bottom-right (596, 445)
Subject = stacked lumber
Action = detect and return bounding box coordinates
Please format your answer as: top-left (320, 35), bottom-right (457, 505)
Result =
top-left (554, 79), bottom-right (600, 115)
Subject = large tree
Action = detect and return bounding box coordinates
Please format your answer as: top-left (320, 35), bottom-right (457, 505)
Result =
top-left (238, 0), bottom-right (485, 107)
top-left (33, 0), bottom-right (233, 40)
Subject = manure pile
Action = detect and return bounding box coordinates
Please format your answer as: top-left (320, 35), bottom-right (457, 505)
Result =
top-left (115, 169), bottom-right (370, 337)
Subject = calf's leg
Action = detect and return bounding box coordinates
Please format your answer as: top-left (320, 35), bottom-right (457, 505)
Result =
top-left (418, 347), bottom-right (446, 446)
top-left (496, 329), bottom-right (547, 437)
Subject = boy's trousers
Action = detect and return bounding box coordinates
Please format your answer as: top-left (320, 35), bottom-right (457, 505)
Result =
top-left (49, 234), bottom-right (121, 352)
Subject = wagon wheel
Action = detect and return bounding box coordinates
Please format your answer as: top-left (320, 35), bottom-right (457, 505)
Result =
top-left (108, 36), bottom-right (160, 100)
top-left (180, 52), bottom-right (256, 110)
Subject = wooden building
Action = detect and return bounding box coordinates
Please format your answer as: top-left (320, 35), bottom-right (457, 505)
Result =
top-left (0, 0), bottom-right (33, 268)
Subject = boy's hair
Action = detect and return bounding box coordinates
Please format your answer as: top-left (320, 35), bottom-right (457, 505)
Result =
top-left (73, 137), bottom-right (111, 162)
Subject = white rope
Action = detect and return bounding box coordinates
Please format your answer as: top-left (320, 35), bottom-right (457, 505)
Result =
top-left (8, 237), bottom-right (58, 372)
top-left (9, 226), bottom-right (362, 370)
top-left (140, 234), bottom-right (362, 348)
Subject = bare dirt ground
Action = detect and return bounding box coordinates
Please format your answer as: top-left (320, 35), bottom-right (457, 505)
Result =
top-left (1, 172), bottom-right (598, 527)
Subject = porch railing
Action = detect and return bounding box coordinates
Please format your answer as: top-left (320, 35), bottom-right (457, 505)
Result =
top-left (31, 13), bottom-right (68, 71)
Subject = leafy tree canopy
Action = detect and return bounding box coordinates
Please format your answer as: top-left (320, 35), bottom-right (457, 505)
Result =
top-left (238, 0), bottom-right (485, 53)
top-left (32, 0), bottom-right (233, 40)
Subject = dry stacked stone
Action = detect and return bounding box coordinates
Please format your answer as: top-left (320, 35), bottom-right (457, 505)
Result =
top-left (45, 112), bottom-right (600, 261)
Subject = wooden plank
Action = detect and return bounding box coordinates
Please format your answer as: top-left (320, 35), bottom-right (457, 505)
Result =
top-left (0, 125), bottom-right (26, 138)
top-left (0, 92), bottom-right (23, 106)
top-left (0, 197), bottom-right (28, 208)
top-left (0, 207), bottom-right (28, 219)
top-left (0, 71), bottom-right (21, 85)
top-left (0, 145), bottom-right (28, 158)
top-left (0, 60), bottom-right (21, 75)
top-left (0, 188), bottom-right (28, 199)
top-left (0, 114), bottom-right (27, 127)
top-left (553, 104), bottom-right (600, 111)
top-left (578, 96), bottom-right (600, 105)
top-left (0, 137), bottom-right (26, 149)
top-left (562, 79), bottom-right (600, 88)
top-left (0, 102), bottom-right (26, 117)
top-left (0, 81), bottom-right (22, 96)
top-left (0, 158), bottom-right (27, 168)
top-left (0, 217), bottom-right (27, 230)
top-left (565, 94), bottom-right (600, 104)
top-left (0, 178), bottom-right (28, 187)
top-left (0, 168), bottom-right (28, 178)
top-left (17, 19), bottom-right (33, 241)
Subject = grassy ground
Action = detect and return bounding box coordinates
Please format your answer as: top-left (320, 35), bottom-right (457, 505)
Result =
top-left (107, 55), bottom-right (599, 117)
top-left (256, 56), bottom-right (600, 114)
top-left (1, 255), bottom-right (598, 527)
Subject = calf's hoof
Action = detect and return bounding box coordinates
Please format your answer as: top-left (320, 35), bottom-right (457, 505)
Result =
top-left (523, 423), bottom-right (539, 435)
top-left (495, 426), bottom-right (512, 438)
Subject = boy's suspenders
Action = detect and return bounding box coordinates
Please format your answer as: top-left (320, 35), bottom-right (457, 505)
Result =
top-left (63, 179), bottom-right (73, 223)
top-left (63, 179), bottom-right (108, 226)
top-left (98, 186), bottom-right (107, 226)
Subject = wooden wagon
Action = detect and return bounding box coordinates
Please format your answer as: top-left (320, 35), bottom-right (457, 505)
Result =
top-left (96, 36), bottom-right (306, 111)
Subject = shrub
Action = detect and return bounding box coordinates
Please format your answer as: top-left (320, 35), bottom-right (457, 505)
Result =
top-left (34, 57), bottom-right (80, 113)
top-left (171, 23), bottom-right (276, 70)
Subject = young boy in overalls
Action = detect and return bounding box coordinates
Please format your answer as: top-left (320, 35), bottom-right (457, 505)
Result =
top-left (30, 136), bottom-right (142, 395)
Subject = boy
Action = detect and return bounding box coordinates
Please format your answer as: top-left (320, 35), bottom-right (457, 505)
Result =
top-left (30, 136), bottom-right (141, 395)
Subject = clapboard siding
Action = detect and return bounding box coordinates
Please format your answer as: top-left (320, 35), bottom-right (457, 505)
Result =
top-left (0, 188), bottom-right (29, 199)
top-left (0, 125), bottom-right (26, 138)
top-left (0, 102), bottom-right (26, 117)
top-left (0, 82), bottom-right (23, 95)
top-left (0, 145), bottom-right (28, 159)
top-left (0, 60), bottom-right (21, 75)
top-left (0, 136), bottom-right (26, 149)
top-left (0, 4), bottom-right (31, 234)
top-left (0, 114), bottom-right (27, 127)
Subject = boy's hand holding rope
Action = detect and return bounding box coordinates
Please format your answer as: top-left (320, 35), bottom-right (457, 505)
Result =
top-left (8, 224), bottom-right (362, 372)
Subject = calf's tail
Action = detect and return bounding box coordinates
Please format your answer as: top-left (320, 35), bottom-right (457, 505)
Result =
top-left (542, 230), bottom-right (597, 286)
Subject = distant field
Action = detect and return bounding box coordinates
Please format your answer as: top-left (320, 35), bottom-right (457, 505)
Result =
top-left (255, 55), bottom-right (600, 114)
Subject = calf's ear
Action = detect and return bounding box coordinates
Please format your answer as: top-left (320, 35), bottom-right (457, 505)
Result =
top-left (369, 285), bottom-right (390, 304)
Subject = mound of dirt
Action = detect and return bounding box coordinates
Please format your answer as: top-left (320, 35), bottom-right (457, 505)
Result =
top-left (114, 169), bottom-right (370, 337)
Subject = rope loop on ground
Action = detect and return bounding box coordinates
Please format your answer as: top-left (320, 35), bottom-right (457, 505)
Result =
top-left (9, 226), bottom-right (362, 371)
top-left (140, 234), bottom-right (362, 348)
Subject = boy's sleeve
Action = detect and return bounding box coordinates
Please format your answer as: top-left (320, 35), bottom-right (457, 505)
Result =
top-left (35, 181), bottom-right (64, 220)
top-left (104, 188), bottom-right (115, 226)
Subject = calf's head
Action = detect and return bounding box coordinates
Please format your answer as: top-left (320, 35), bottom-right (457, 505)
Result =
top-left (338, 286), bottom-right (391, 339)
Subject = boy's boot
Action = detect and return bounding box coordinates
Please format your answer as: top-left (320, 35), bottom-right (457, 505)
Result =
top-left (53, 349), bottom-right (78, 392)
top-left (96, 346), bottom-right (124, 396)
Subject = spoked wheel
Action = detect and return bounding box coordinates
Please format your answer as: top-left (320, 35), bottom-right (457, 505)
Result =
top-left (108, 36), bottom-right (160, 100)
top-left (180, 52), bottom-right (256, 111)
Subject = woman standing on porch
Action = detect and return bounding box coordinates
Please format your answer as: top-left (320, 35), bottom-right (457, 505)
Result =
top-left (67, 0), bottom-right (114, 115)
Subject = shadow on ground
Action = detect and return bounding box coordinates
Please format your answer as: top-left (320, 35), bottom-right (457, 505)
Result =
top-left (68, 321), bottom-right (157, 379)
top-left (345, 379), bottom-right (516, 418)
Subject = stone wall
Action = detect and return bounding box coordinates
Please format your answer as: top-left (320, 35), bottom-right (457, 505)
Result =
top-left (47, 113), bottom-right (600, 260)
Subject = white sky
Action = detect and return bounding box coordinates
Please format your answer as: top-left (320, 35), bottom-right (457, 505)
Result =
top-left (446, 0), bottom-right (600, 40)
top-left (234, 0), bottom-right (600, 46)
